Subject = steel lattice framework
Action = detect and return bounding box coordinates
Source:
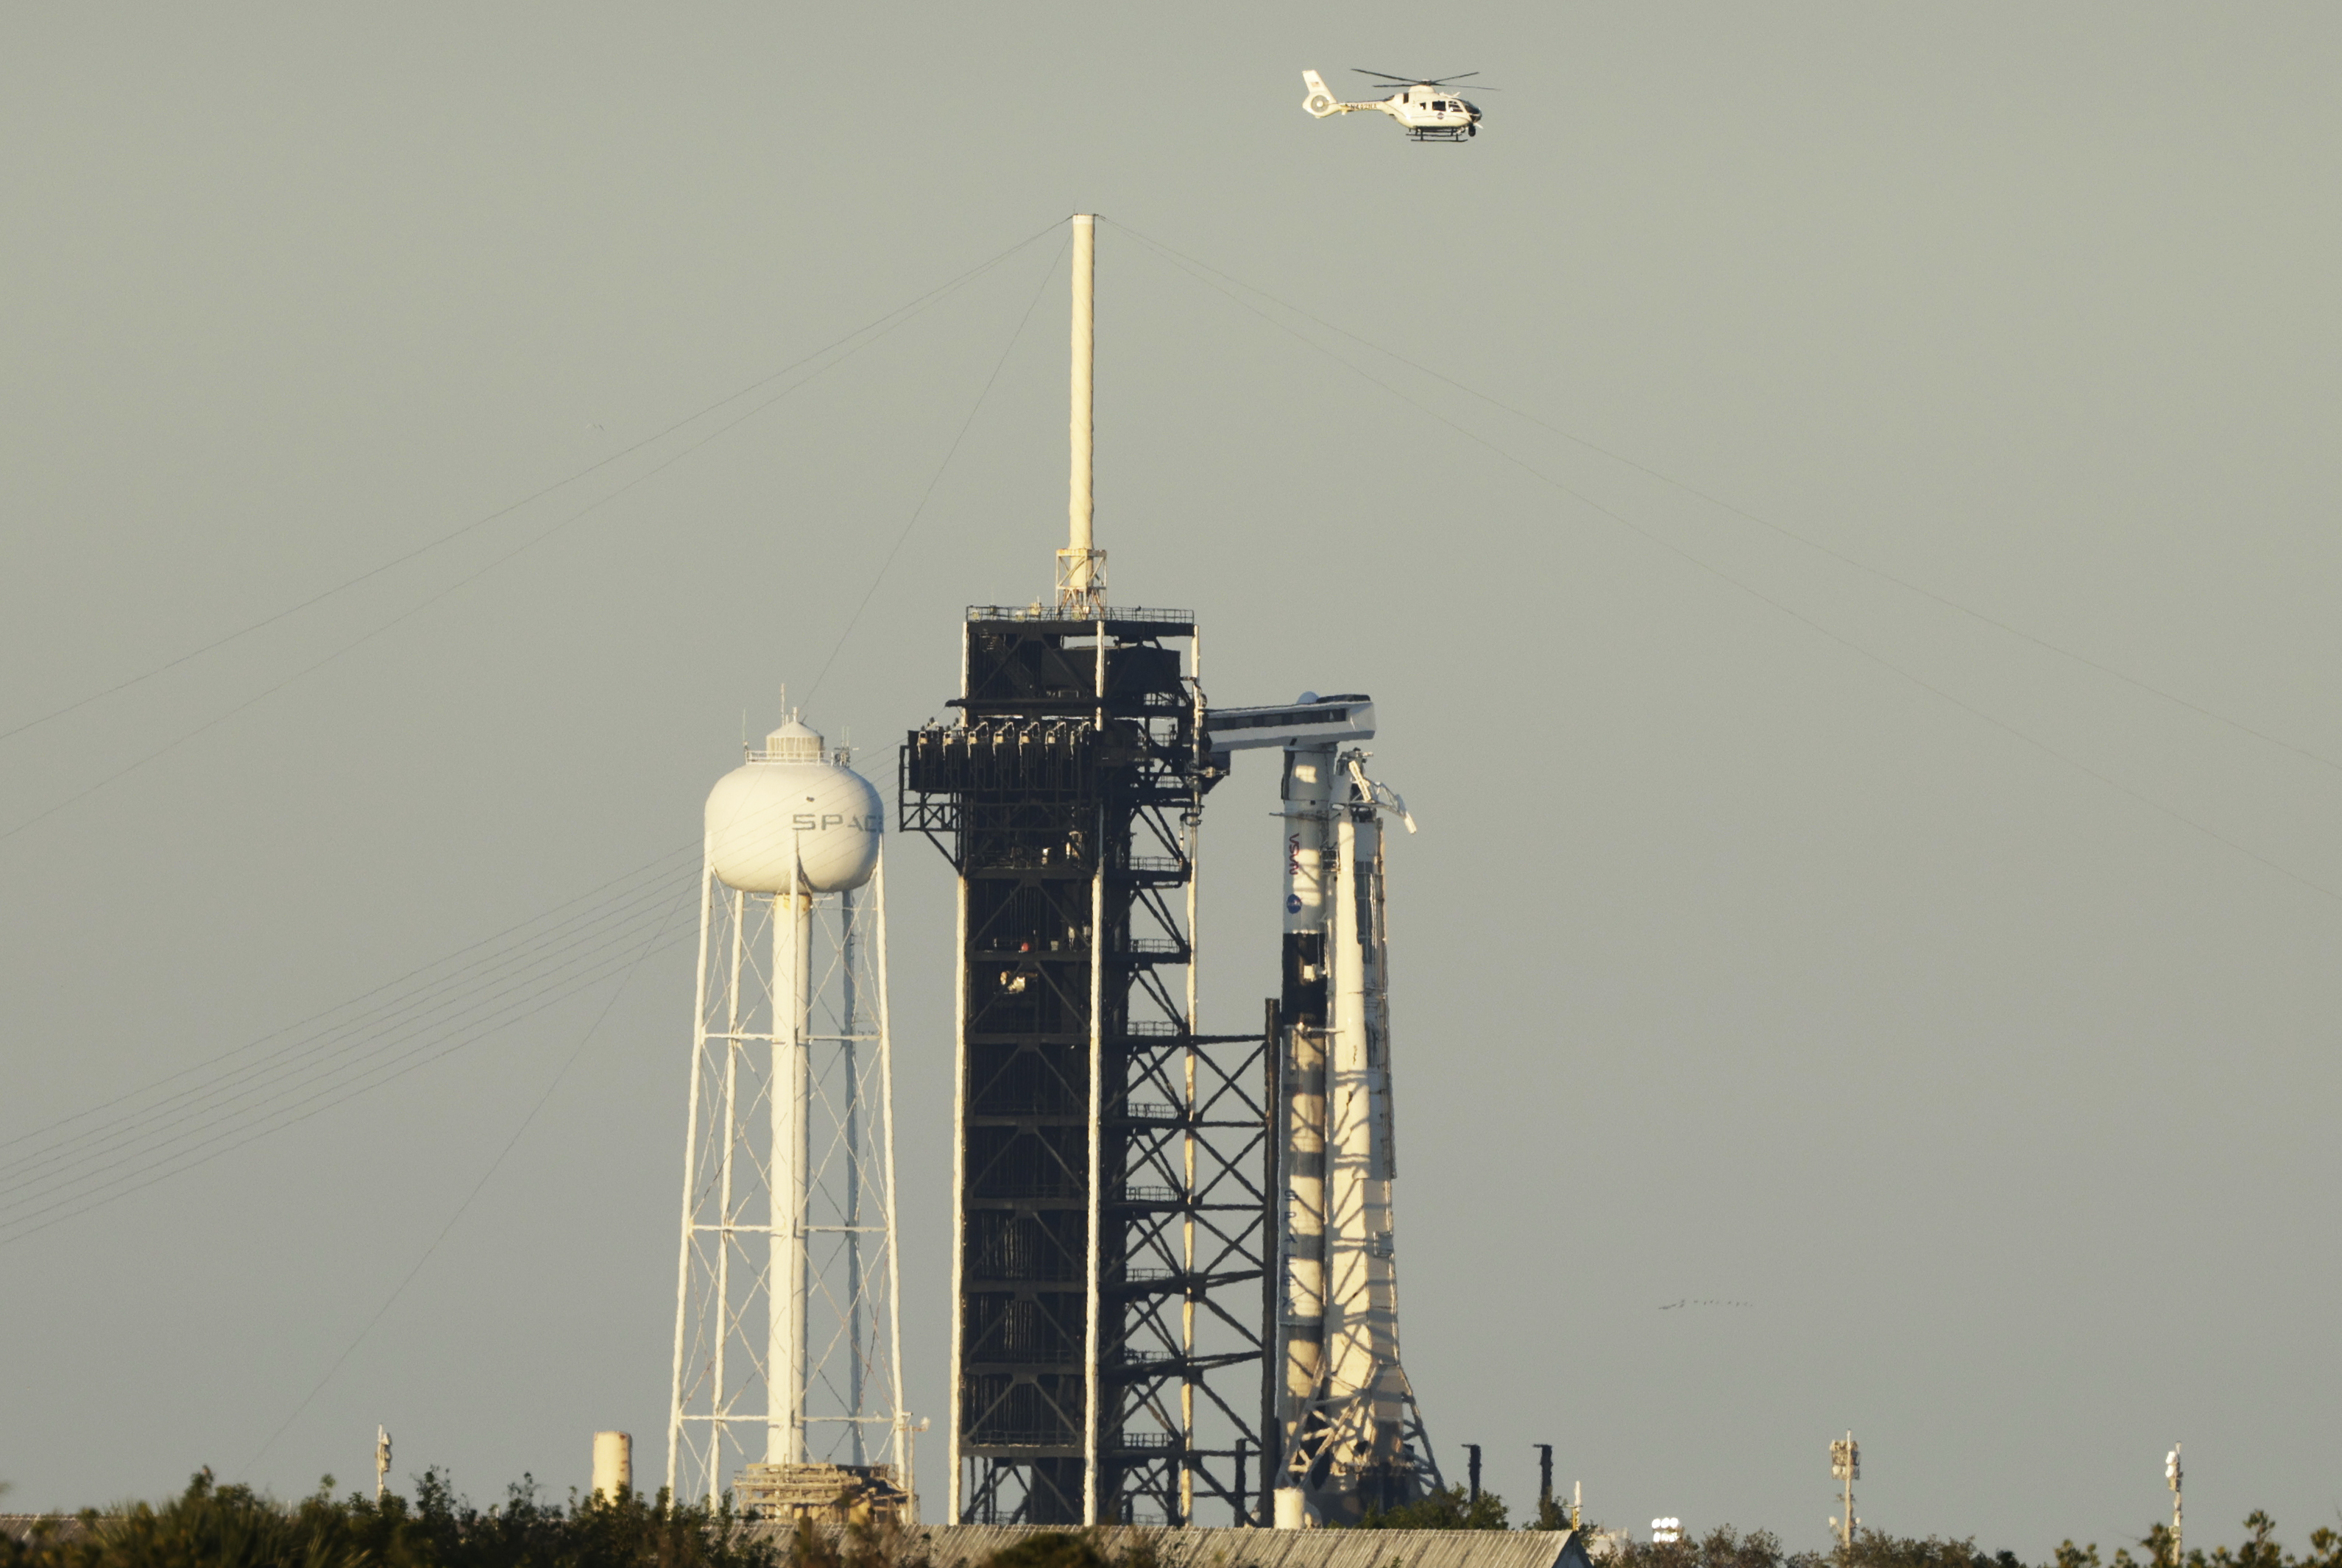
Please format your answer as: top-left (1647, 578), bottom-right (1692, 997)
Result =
top-left (902, 606), bottom-right (1272, 1528)
top-left (666, 854), bottom-right (908, 1505)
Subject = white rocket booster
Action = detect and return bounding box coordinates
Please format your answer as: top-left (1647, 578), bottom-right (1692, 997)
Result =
top-left (1203, 695), bottom-right (1437, 1526)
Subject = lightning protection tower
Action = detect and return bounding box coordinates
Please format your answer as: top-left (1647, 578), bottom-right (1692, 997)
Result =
top-left (667, 709), bottom-right (913, 1520)
top-left (900, 213), bottom-right (1273, 1529)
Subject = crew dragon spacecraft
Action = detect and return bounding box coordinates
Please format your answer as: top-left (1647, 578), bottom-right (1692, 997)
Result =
top-left (899, 214), bottom-right (1440, 1530)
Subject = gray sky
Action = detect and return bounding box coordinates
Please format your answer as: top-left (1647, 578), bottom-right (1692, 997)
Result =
top-left (3, 2), bottom-right (2338, 1556)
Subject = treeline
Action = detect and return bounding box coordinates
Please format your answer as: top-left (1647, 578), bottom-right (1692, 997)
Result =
top-left (1365, 1484), bottom-right (2342, 1568)
top-left (1, 1472), bottom-right (796, 1568)
top-left (1593, 1518), bottom-right (2342, 1568)
top-left (0, 1472), bottom-right (1136, 1568)
top-left (7, 1472), bottom-right (2341, 1568)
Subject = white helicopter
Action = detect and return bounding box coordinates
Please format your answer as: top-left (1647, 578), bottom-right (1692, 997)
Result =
top-left (1301, 68), bottom-right (1487, 141)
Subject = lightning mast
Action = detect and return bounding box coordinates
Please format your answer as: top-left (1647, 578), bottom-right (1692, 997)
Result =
top-left (1058, 213), bottom-right (1103, 616)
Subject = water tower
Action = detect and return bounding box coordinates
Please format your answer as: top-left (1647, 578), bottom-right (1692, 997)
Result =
top-left (665, 708), bottom-right (914, 1520)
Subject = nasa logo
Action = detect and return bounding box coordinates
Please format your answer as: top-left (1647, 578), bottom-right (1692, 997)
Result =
top-left (1286, 893), bottom-right (1303, 914)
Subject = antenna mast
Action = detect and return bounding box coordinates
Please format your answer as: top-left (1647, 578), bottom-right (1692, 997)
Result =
top-left (1056, 213), bottom-right (1105, 612)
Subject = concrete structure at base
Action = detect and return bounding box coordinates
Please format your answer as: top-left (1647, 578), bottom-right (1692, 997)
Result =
top-left (734, 1461), bottom-right (912, 1525)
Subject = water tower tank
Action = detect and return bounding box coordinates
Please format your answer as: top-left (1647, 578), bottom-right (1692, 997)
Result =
top-left (704, 717), bottom-right (882, 893)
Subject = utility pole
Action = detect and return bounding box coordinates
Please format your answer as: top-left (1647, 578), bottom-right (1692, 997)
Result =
top-left (1828, 1433), bottom-right (1860, 1555)
top-left (2166, 1444), bottom-right (2183, 1564)
top-left (1466, 1444), bottom-right (1482, 1508)
top-left (374, 1427), bottom-right (392, 1504)
top-left (1535, 1444), bottom-right (1554, 1522)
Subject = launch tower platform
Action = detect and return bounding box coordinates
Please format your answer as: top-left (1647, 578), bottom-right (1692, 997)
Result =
top-left (903, 606), bottom-right (1274, 1528)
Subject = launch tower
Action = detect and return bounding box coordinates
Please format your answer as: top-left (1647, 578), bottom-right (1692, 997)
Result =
top-left (900, 216), bottom-right (1274, 1528)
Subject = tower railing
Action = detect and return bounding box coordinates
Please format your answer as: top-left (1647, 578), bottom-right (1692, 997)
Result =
top-left (966, 605), bottom-right (1194, 626)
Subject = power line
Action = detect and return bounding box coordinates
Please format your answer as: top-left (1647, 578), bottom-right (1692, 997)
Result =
top-left (0, 249), bottom-right (1007, 853)
top-left (0, 850), bottom-right (696, 1237)
top-left (0, 904), bottom-right (679, 1207)
top-left (1105, 219), bottom-right (2342, 781)
top-left (240, 871), bottom-right (695, 1474)
top-left (1, 220), bottom-right (1086, 1236)
top-left (1111, 221), bottom-right (2342, 909)
top-left (0, 840), bottom-right (696, 1158)
top-left (0, 221), bottom-right (1065, 751)
top-left (0, 773), bottom-right (852, 1244)
top-left (1, 219), bottom-right (1074, 1240)
top-left (806, 233), bottom-right (1069, 705)
top-left (0, 918), bottom-right (698, 1247)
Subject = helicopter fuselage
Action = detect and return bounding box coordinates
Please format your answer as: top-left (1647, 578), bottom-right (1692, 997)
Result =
top-left (1378, 85), bottom-right (1480, 139)
top-left (1301, 71), bottom-right (1482, 141)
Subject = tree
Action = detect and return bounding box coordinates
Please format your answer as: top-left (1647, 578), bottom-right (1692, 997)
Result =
top-left (972, 1534), bottom-right (1105, 1568)
top-left (1357, 1485), bottom-right (1510, 1530)
top-left (0, 1469), bottom-right (793, 1568)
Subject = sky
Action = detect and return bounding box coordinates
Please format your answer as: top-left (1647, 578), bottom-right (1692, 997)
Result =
top-left (2, 2), bottom-right (2338, 1557)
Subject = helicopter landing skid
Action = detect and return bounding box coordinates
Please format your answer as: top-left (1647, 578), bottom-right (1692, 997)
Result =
top-left (1406, 126), bottom-right (1475, 142)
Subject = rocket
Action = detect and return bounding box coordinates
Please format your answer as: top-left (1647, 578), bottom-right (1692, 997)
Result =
top-left (1203, 695), bottom-right (1439, 1525)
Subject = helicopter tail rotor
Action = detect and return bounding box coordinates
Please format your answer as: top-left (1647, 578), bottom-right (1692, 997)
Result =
top-left (1301, 68), bottom-right (1340, 117)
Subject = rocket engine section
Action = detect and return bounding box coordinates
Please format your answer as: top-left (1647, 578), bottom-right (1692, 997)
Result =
top-left (706, 717), bottom-right (884, 893)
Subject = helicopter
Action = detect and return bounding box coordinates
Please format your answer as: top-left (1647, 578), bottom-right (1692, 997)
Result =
top-left (1301, 68), bottom-right (1487, 141)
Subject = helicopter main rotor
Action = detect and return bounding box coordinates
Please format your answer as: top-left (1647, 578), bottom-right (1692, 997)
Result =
top-left (1351, 68), bottom-right (1499, 93)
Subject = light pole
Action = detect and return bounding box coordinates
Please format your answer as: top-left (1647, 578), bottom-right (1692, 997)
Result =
top-left (2166, 1444), bottom-right (2183, 1564)
top-left (1828, 1433), bottom-right (1860, 1555)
